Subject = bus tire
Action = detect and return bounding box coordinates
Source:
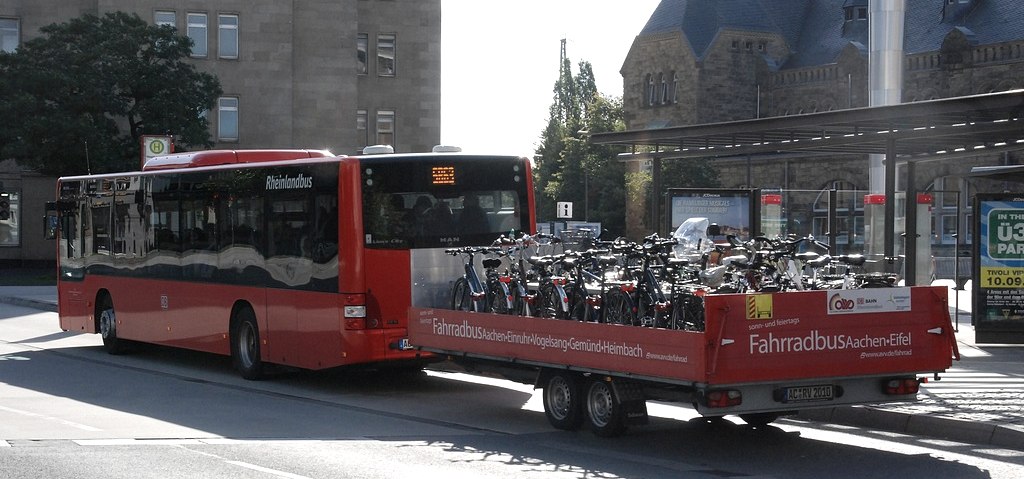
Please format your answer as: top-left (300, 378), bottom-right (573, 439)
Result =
top-left (542, 372), bottom-right (584, 431)
top-left (585, 379), bottom-right (627, 437)
top-left (97, 293), bottom-right (128, 355)
top-left (231, 307), bottom-right (265, 380)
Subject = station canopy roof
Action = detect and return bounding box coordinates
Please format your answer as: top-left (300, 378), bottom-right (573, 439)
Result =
top-left (590, 89), bottom-right (1024, 163)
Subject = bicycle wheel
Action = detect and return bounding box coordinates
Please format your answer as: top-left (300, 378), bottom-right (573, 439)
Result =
top-left (567, 285), bottom-right (589, 321)
top-left (669, 292), bottom-right (704, 331)
top-left (451, 277), bottom-right (473, 311)
top-left (602, 289), bottom-right (635, 325)
top-left (535, 282), bottom-right (559, 318)
top-left (488, 280), bottom-right (511, 314)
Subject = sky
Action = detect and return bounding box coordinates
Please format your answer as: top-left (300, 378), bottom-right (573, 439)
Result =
top-left (440, 0), bottom-right (662, 158)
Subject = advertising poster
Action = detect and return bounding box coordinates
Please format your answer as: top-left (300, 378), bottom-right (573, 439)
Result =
top-left (666, 189), bottom-right (758, 238)
top-left (974, 194), bottom-right (1024, 343)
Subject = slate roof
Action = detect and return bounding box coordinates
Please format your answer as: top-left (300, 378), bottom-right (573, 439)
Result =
top-left (639, 0), bottom-right (1024, 70)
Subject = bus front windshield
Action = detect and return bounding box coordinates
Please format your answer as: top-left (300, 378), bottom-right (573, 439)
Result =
top-left (361, 156), bottom-right (530, 248)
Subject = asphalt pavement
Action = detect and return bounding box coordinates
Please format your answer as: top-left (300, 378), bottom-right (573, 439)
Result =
top-left (0, 279), bottom-right (1020, 450)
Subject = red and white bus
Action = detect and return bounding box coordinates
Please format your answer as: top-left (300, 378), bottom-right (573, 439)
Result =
top-left (50, 147), bottom-right (535, 378)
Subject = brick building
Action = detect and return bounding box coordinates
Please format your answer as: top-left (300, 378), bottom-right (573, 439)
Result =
top-left (620, 0), bottom-right (1023, 254)
top-left (0, 0), bottom-right (441, 264)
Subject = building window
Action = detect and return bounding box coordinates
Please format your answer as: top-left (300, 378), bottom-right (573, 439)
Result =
top-left (0, 190), bottom-right (19, 246)
top-left (659, 73), bottom-right (668, 104)
top-left (356, 109), bottom-right (368, 149)
top-left (357, 34), bottom-right (368, 74)
top-left (218, 97), bottom-right (239, 141)
top-left (154, 11), bottom-right (176, 28)
top-left (0, 18), bottom-right (19, 53)
top-left (377, 34), bottom-right (395, 76)
top-left (187, 13), bottom-right (208, 58)
top-left (646, 74), bottom-right (655, 106)
top-left (376, 110), bottom-right (394, 146)
top-left (218, 14), bottom-right (238, 59)
top-left (671, 72), bottom-right (679, 104)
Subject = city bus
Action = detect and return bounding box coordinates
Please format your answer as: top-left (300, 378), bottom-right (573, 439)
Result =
top-left (50, 147), bottom-right (535, 379)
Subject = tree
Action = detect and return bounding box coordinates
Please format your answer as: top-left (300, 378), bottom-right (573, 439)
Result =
top-left (533, 56), bottom-right (630, 237)
top-left (533, 44), bottom-right (723, 239)
top-left (0, 12), bottom-right (222, 176)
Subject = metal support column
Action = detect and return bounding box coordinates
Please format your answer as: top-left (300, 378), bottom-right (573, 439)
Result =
top-left (884, 138), bottom-right (897, 272)
top-left (905, 161), bottom-right (917, 286)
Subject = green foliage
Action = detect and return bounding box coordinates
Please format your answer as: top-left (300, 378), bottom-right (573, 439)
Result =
top-left (533, 56), bottom-right (629, 237)
top-left (532, 47), bottom-right (721, 238)
top-left (0, 11), bottom-right (222, 176)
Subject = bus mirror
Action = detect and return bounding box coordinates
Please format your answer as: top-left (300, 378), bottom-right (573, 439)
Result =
top-left (44, 201), bottom-right (58, 240)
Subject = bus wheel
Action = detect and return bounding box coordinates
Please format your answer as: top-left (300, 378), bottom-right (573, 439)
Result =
top-left (231, 308), bottom-right (265, 380)
top-left (585, 379), bottom-right (627, 437)
top-left (97, 294), bottom-right (128, 355)
top-left (542, 372), bottom-right (584, 430)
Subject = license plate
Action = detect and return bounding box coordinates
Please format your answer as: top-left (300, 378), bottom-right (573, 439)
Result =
top-left (782, 384), bottom-right (834, 403)
top-left (397, 338), bottom-right (413, 350)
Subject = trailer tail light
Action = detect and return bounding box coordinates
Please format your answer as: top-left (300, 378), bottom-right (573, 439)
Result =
top-left (884, 377), bottom-right (921, 395)
top-left (705, 389), bottom-right (742, 408)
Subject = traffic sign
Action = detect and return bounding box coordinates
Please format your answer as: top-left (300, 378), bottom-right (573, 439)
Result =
top-left (556, 201), bottom-right (573, 219)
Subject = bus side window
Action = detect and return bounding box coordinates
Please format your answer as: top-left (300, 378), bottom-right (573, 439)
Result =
top-left (313, 196), bottom-right (339, 263)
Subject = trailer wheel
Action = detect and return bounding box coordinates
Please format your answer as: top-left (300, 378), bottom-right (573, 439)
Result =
top-left (739, 413), bottom-right (780, 427)
top-left (542, 373), bottom-right (584, 430)
top-left (585, 379), bottom-right (627, 437)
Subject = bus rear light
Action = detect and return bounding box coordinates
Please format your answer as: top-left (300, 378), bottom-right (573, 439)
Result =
top-left (365, 317), bottom-right (381, 329)
top-left (884, 377), bottom-right (921, 395)
top-left (344, 318), bottom-right (365, 330)
top-left (705, 389), bottom-right (742, 408)
top-left (343, 305), bottom-right (368, 330)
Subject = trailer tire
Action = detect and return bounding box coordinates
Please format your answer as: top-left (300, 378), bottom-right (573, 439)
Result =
top-left (585, 379), bottom-right (627, 437)
top-left (542, 373), bottom-right (584, 431)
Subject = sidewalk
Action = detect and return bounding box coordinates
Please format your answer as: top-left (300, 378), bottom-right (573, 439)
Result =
top-left (799, 285), bottom-right (1024, 450)
top-left (0, 283), bottom-right (1021, 449)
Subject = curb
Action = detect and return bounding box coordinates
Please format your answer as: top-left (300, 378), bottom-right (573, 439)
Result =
top-left (0, 296), bottom-right (58, 313)
top-left (798, 406), bottom-right (1024, 450)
